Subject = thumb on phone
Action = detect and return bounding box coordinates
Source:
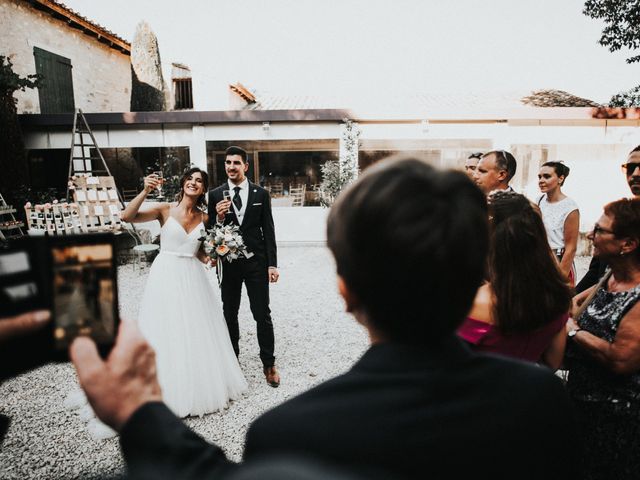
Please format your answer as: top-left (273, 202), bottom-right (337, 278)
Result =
top-left (70, 336), bottom-right (104, 386)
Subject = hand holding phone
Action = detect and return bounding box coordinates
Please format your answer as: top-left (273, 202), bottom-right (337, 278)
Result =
top-left (0, 234), bottom-right (119, 367)
top-left (70, 319), bottom-right (162, 432)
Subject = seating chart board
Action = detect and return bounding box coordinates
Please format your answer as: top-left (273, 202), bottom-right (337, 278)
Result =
top-left (25, 176), bottom-right (123, 235)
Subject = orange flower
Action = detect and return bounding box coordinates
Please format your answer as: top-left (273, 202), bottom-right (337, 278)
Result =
top-left (216, 245), bottom-right (230, 256)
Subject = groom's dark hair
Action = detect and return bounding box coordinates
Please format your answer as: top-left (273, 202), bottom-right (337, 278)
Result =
top-left (327, 157), bottom-right (488, 344)
top-left (226, 146), bottom-right (248, 163)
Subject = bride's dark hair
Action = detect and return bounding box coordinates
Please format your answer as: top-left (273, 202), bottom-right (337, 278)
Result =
top-left (176, 167), bottom-right (209, 210)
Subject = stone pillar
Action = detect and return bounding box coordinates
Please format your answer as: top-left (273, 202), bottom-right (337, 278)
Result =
top-left (130, 22), bottom-right (168, 112)
top-left (189, 125), bottom-right (207, 171)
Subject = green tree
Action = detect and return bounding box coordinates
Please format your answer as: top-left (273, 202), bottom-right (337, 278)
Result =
top-left (0, 56), bottom-right (42, 205)
top-left (318, 120), bottom-right (360, 207)
top-left (583, 0), bottom-right (640, 106)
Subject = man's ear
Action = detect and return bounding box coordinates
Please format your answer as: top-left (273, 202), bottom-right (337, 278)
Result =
top-left (243, 162), bottom-right (249, 173)
top-left (337, 276), bottom-right (358, 313)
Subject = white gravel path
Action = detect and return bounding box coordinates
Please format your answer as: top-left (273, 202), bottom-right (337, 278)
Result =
top-left (0, 251), bottom-right (592, 479)
top-left (0, 246), bottom-right (368, 479)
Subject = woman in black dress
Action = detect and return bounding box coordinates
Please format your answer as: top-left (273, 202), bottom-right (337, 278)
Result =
top-left (566, 198), bottom-right (640, 480)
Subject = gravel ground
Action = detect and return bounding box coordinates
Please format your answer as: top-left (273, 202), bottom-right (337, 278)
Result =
top-left (0, 252), bottom-right (592, 479)
top-left (0, 246), bottom-right (367, 479)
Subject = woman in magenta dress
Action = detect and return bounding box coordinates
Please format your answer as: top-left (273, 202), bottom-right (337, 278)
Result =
top-left (457, 190), bottom-right (572, 368)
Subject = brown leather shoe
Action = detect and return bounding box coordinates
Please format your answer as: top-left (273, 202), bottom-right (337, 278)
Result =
top-left (264, 366), bottom-right (280, 388)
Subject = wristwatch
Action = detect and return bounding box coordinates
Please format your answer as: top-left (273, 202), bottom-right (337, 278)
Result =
top-left (568, 328), bottom-right (582, 338)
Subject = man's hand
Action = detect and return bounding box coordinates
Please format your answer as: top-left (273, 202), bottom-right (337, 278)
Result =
top-left (215, 199), bottom-right (232, 222)
top-left (0, 310), bottom-right (50, 343)
top-left (268, 267), bottom-right (279, 283)
top-left (70, 320), bottom-right (162, 432)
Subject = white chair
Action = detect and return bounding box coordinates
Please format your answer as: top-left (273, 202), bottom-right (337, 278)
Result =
top-left (290, 184), bottom-right (306, 207)
top-left (133, 243), bottom-right (159, 271)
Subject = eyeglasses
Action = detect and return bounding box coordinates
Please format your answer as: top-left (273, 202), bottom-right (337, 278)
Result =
top-left (621, 162), bottom-right (640, 175)
top-left (592, 223), bottom-right (616, 236)
top-left (468, 152), bottom-right (483, 160)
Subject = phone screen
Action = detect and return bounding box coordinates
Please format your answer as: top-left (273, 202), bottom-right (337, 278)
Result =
top-left (51, 242), bottom-right (116, 350)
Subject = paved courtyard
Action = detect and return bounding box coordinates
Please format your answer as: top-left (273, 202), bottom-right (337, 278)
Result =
top-left (0, 249), bottom-right (590, 478)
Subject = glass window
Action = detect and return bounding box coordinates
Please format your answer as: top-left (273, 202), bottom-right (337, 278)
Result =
top-left (259, 151), bottom-right (338, 193)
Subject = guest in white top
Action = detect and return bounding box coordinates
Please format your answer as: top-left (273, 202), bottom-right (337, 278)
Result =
top-left (538, 161), bottom-right (580, 286)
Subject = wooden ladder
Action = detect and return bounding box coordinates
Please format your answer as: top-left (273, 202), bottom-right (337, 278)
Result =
top-left (66, 109), bottom-right (121, 203)
top-left (65, 109), bottom-right (144, 243)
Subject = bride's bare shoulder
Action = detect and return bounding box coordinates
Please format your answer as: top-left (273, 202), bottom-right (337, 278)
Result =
top-left (155, 202), bottom-right (173, 224)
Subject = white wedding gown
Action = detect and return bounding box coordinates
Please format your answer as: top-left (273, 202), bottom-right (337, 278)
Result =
top-left (136, 216), bottom-right (247, 417)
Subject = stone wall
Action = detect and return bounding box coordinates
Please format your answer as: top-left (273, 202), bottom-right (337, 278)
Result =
top-left (0, 0), bottom-right (131, 113)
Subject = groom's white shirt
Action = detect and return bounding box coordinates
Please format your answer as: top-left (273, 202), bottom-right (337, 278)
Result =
top-left (227, 178), bottom-right (249, 225)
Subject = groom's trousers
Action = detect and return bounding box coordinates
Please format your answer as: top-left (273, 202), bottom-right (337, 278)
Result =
top-left (220, 256), bottom-right (275, 368)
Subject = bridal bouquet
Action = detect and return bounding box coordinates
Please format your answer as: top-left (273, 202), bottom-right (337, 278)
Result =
top-left (199, 224), bottom-right (253, 263)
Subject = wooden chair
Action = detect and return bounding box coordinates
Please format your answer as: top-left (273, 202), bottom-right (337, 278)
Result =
top-left (269, 182), bottom-right (284, 197)
top-left (122, 188), bottom-right (138, 202)
top-left (290, 184), bottom-right (306, 207)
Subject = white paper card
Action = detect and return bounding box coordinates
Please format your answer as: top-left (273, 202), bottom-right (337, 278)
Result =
top-left (98, 191), bottom-right (108, 201)
top-left (94, 205), bottom-right (104, 216)
top-left (87, 190), bottom-right (98, 201)
top-left (87, 177), bottom-right (100, 185)
top-left (108, 189), bottom-right (119, 200)
top-left (75, 190), bottom-right (87, 201)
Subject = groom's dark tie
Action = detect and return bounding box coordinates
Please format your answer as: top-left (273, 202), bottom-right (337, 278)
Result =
top-left (233, 186), bottom-right (242, 210)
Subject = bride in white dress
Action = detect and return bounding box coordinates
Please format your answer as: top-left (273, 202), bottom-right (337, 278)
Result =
top-left (120, 167), bottom-right (247, 417)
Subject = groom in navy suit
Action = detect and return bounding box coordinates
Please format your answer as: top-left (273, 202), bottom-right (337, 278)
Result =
top-left (208, 146), bottom-right (280, 387)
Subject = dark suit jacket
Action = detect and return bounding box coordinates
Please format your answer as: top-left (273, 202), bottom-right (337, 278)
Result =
top-left (208, 183), bottom-right (277, 268)
top-left (120, 336), bottom-right (579, 479)
top-left (575, 256), bottom-right (609, 294)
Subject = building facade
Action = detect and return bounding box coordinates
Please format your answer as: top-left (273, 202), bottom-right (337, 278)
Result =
top-left (1, 0), bottom-right (131, 114)
top-left (18, 107), bottom-right (640, 232)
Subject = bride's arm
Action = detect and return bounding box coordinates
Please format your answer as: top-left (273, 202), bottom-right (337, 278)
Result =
top-left (121, 175), bottom-right (165, 223)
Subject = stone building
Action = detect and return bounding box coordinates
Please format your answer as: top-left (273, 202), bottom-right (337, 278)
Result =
top-left (0, 0), bottom-right (131, 114)
top-left (6, 2), bottom-right (640, 244)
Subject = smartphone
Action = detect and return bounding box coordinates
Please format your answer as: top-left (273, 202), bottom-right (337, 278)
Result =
top-left (0, 233), bottom-right (119, 372)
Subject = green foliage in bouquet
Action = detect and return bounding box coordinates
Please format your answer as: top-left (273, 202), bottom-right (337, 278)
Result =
top-left (199, 224), bottom-right (253, 263)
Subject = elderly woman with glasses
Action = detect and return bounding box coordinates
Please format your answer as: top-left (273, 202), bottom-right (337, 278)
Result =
top-left (565, 197), bottom-right (640, 480)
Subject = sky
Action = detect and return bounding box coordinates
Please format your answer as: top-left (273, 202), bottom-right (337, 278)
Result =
top-left (61, 0), bottom-right (640, 104)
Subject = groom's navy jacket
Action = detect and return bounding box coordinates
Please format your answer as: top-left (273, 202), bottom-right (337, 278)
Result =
top-left (119, 336), bottom-right (579, 479)
top-left (208, 183), bottom-right (277, 268)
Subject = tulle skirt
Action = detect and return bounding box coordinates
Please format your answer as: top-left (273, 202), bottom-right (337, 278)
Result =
top-left (137, 252), bottom-right (247, 417)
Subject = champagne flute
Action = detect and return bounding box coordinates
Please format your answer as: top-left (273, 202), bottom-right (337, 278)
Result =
top-left (153, 171), bottom-right (164, 199)
top-left (223, 189), bottom-right (231, 214)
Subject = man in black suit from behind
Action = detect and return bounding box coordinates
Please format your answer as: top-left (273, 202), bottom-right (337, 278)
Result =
top-left (208, 146), bottom-right (280, 387)
top-left (71, 157), bottom-right (579, 479)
